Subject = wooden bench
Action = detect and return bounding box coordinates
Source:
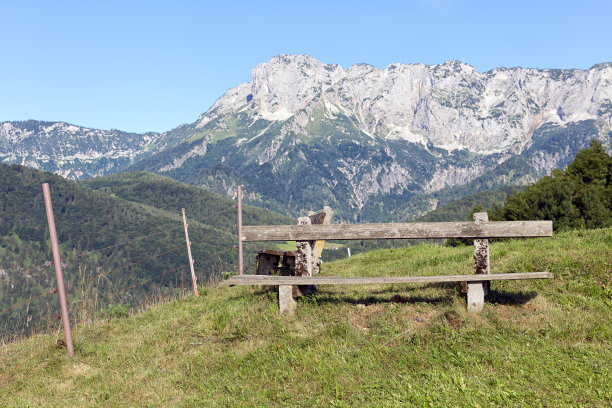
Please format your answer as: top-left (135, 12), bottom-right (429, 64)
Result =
top-left (254, 206), bottom-right (333, 277)
top-left (222, 212), bottom-right (554, 314)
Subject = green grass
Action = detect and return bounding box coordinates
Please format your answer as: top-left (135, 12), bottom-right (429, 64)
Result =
top-left (187, 116), bottom-right (240, 144)
top-left (1, 228), bottom-right (610, 407)
top-left (276, 241), bottom-right (346, 252)
top-left (274, 241), bottom-right (297, 251)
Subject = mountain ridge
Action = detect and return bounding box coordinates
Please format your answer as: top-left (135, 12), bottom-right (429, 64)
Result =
top-left (3, 55), bottom-right (612, 220)
top-left (0, 120), bottom-right (165, 179)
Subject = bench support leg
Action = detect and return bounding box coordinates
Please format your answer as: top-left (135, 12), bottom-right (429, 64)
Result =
top-left (295, 216), bottom-right (316, 297)
top-left (278, 285), bottom-right (297, 314)
top-left (473, 212), bottom-right (490, 296)
top-left (467, 281), bottom-right (485, 313)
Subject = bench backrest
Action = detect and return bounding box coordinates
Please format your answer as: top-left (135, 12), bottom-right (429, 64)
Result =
top-left (242, 221), bottom-right (553, 242)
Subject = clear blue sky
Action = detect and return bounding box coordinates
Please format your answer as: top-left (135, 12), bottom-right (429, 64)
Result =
top-left (1, 0), bottom-right (610, 133)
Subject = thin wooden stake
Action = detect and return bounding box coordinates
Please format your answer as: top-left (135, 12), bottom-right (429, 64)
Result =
top-left (237, 185), bottom-right (243, 275)
top-left (182, 208), bottom-right (198, 297)
top-left (42, 183), bottom-right (74, 356)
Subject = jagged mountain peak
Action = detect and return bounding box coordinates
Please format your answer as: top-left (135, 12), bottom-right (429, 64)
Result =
top-left (589, 62), bottom-right (612, 70)
top-left (250, 54), bottom-right (345, 121)
top-left (192, 54), bottom-right (611, 155)
top-left (139, 55), bottom-right (612, 220)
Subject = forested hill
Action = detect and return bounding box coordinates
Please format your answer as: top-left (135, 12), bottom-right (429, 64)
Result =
top-left (0, 164), bottom-right (292, 340)
top-left (79, 171), bottom-right (292, 227)
top-left (490, 140), bottom-right (612, 231)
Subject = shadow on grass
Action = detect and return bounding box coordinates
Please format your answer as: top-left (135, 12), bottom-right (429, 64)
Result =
top-left (309, 293), bottom-right (452, 306)
top-left (487, 289), bottom-right (538, 305)
top-left (246, 283), bottom-right (455, 306)
top-left (232, 285), bottom-right (537, 308)
top-left (313, 282), bottom-right (456, 296)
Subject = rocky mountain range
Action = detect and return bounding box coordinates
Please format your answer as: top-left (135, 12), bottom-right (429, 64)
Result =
top-left (2, 55), bottom-right (612, 220)
top-left (0, 120), bottom-right (165, 179)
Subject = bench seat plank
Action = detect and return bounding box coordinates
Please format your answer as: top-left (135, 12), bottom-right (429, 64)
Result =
top-left (221, 272), bottom-right (553, 286)
top-left (242, 221), bottom-right (553, 242)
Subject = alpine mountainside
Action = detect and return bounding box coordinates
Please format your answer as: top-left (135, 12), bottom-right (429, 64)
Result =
top-left (3, 55), bottom-right (612, 221)
top-left (0, 120), bottom-right (167, 179)
top-left (131, 55), bottom-right (612, 221)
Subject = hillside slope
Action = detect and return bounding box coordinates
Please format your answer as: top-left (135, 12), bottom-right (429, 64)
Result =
top-left (1, 228), bottom-right (610, 407)
top-left (0, 164), bottom-right (292, 339)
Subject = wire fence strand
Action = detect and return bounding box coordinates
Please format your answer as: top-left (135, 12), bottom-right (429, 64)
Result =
top-left (59, 225), bottom-right (186, 262)
top-left (0, 288), bottom-right (56, 317)
top-left (102, 263), bottom-right (191, 305)
top-left (191, 205), bottom-right (236, 225)
top-left (64, 230), bottom-right (233, 291)
top-left (0, 205), bottom-right (236, 285)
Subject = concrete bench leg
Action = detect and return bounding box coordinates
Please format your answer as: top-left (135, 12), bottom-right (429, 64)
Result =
top-left (279, 285), bottom-right (296, 314)
top-left (467, 281), bottom-right (485, 313)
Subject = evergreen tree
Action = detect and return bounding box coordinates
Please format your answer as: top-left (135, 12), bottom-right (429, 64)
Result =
top-left (491, 140), bottom-right (612, 231)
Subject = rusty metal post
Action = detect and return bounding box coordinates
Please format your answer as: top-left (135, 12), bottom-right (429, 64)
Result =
top-left (237, 185), bottom-right (243, 275)
top-left (182, 208), bottom-right (199, 297)
top-left (42, 183), bottom-right (74, 356)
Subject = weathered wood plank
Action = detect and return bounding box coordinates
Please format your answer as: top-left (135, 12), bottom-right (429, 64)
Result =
top-left (256, 249), bottom-right (295, 257)
top-left (221, 272), bottom-right (553, 286)
top-left (241, 221), bottom-right (553, 241)
top-left (308, 207), bottom-right (332, 225)
top-left (310, 206), bottom-right (333, 274)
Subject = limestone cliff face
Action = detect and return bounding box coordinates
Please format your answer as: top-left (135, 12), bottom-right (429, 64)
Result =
top-left (195, 55), bottom-right (612, 155)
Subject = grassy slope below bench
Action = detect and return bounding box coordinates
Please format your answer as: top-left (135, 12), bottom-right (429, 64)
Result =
top-left (1, 228), bottom-right (610, 407)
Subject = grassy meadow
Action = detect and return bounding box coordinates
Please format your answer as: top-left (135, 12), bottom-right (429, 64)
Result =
top-left (0, 228), bottom-right (610, 407)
